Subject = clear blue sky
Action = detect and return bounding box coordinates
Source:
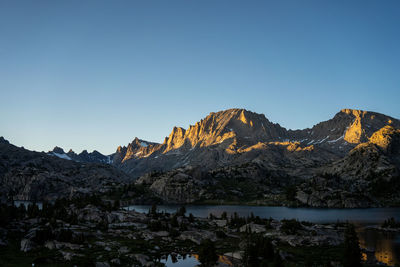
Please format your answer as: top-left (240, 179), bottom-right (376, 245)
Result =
top-left (1, 0), bottom-right (399, 154)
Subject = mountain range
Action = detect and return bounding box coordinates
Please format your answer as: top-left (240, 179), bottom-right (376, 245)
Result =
top-left (48, 146), bottom-right (112, 164)
top-left (2, 108), bottom-right (400, 207)
top-left (48, 108), bottom-right (400, 174)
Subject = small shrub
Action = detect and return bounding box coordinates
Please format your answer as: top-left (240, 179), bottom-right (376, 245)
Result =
top-left (280, 219), bottom-right (303, 235)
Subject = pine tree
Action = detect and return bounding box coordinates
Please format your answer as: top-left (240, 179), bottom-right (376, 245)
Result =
top-left (170, 214), bottom-right (179, 228)
top-left (221, 211), bottom-right (227, 220)
top-left (198, 239), bottom-right (218, 267)
top-left (343, 223), bottom-right (362, 267)
top-left (177, 206), bottom-right (186, 217)
top-left (149, 204), bottom-right (157, 217)
top-left (188, 213), bottom-right (195, 223)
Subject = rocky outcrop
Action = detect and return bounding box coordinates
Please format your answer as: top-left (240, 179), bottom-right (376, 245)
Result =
top-left (136, 166), bottom-right (213, 203)
top-left (135, 162), bottom-right (297, 204)
top-left (20, 238), bottom-right (35, 252)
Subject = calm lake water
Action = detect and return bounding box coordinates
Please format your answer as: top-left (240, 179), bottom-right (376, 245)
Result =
top-left (125, 205), bottom-right (400, 224)
top-left (126, 205), bottom-right (400, 266)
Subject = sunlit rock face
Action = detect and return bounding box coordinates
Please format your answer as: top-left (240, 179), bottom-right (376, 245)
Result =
top-left (369, 125), bottom-right (400, 153)
top-left (112, 108), bottom-right (400, 179)
top-left (341, 109), bottom-right (400, 144)
top-left (173, 109), bottom-right (287, 149)
top-left (112, 138), bottom-right (161, 165)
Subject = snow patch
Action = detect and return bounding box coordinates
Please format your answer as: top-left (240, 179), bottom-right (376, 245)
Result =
top-left (327, 135), bottom-right (344, 143)
top-left (140, 142), bottom-right (148, 147)
top-left (51, 152), bottom-right (71, 160)
top-left (314, 136), bottom-right (330, 144)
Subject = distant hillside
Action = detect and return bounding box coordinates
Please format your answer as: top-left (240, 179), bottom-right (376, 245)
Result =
top-left (0, 137), bottom-right (131, 202)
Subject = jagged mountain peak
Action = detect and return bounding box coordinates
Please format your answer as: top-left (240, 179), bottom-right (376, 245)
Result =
top-left (162, 108), bottom-right (287, 152)
top-left (52, 146), bottom-right (65, 154)
top-left (117, 145), bottom-right (126, 152)
top-left (126, 137), bottom-right (156, 150)
top-left (337, 108), bottom-right (399, 124)
top-left (112, 137), bottom-right (160, 165)
top-left (48, 146), bottom-right (111, 164)
top-left (200, 108), bottom-right (271, 128)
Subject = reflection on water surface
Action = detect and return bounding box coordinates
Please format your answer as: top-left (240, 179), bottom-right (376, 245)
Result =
top-left (358, 228), bottom-right (400, 266)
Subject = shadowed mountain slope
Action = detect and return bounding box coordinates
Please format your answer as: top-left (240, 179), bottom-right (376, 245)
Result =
top-left (0, 137), bottom-right (132, 202)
